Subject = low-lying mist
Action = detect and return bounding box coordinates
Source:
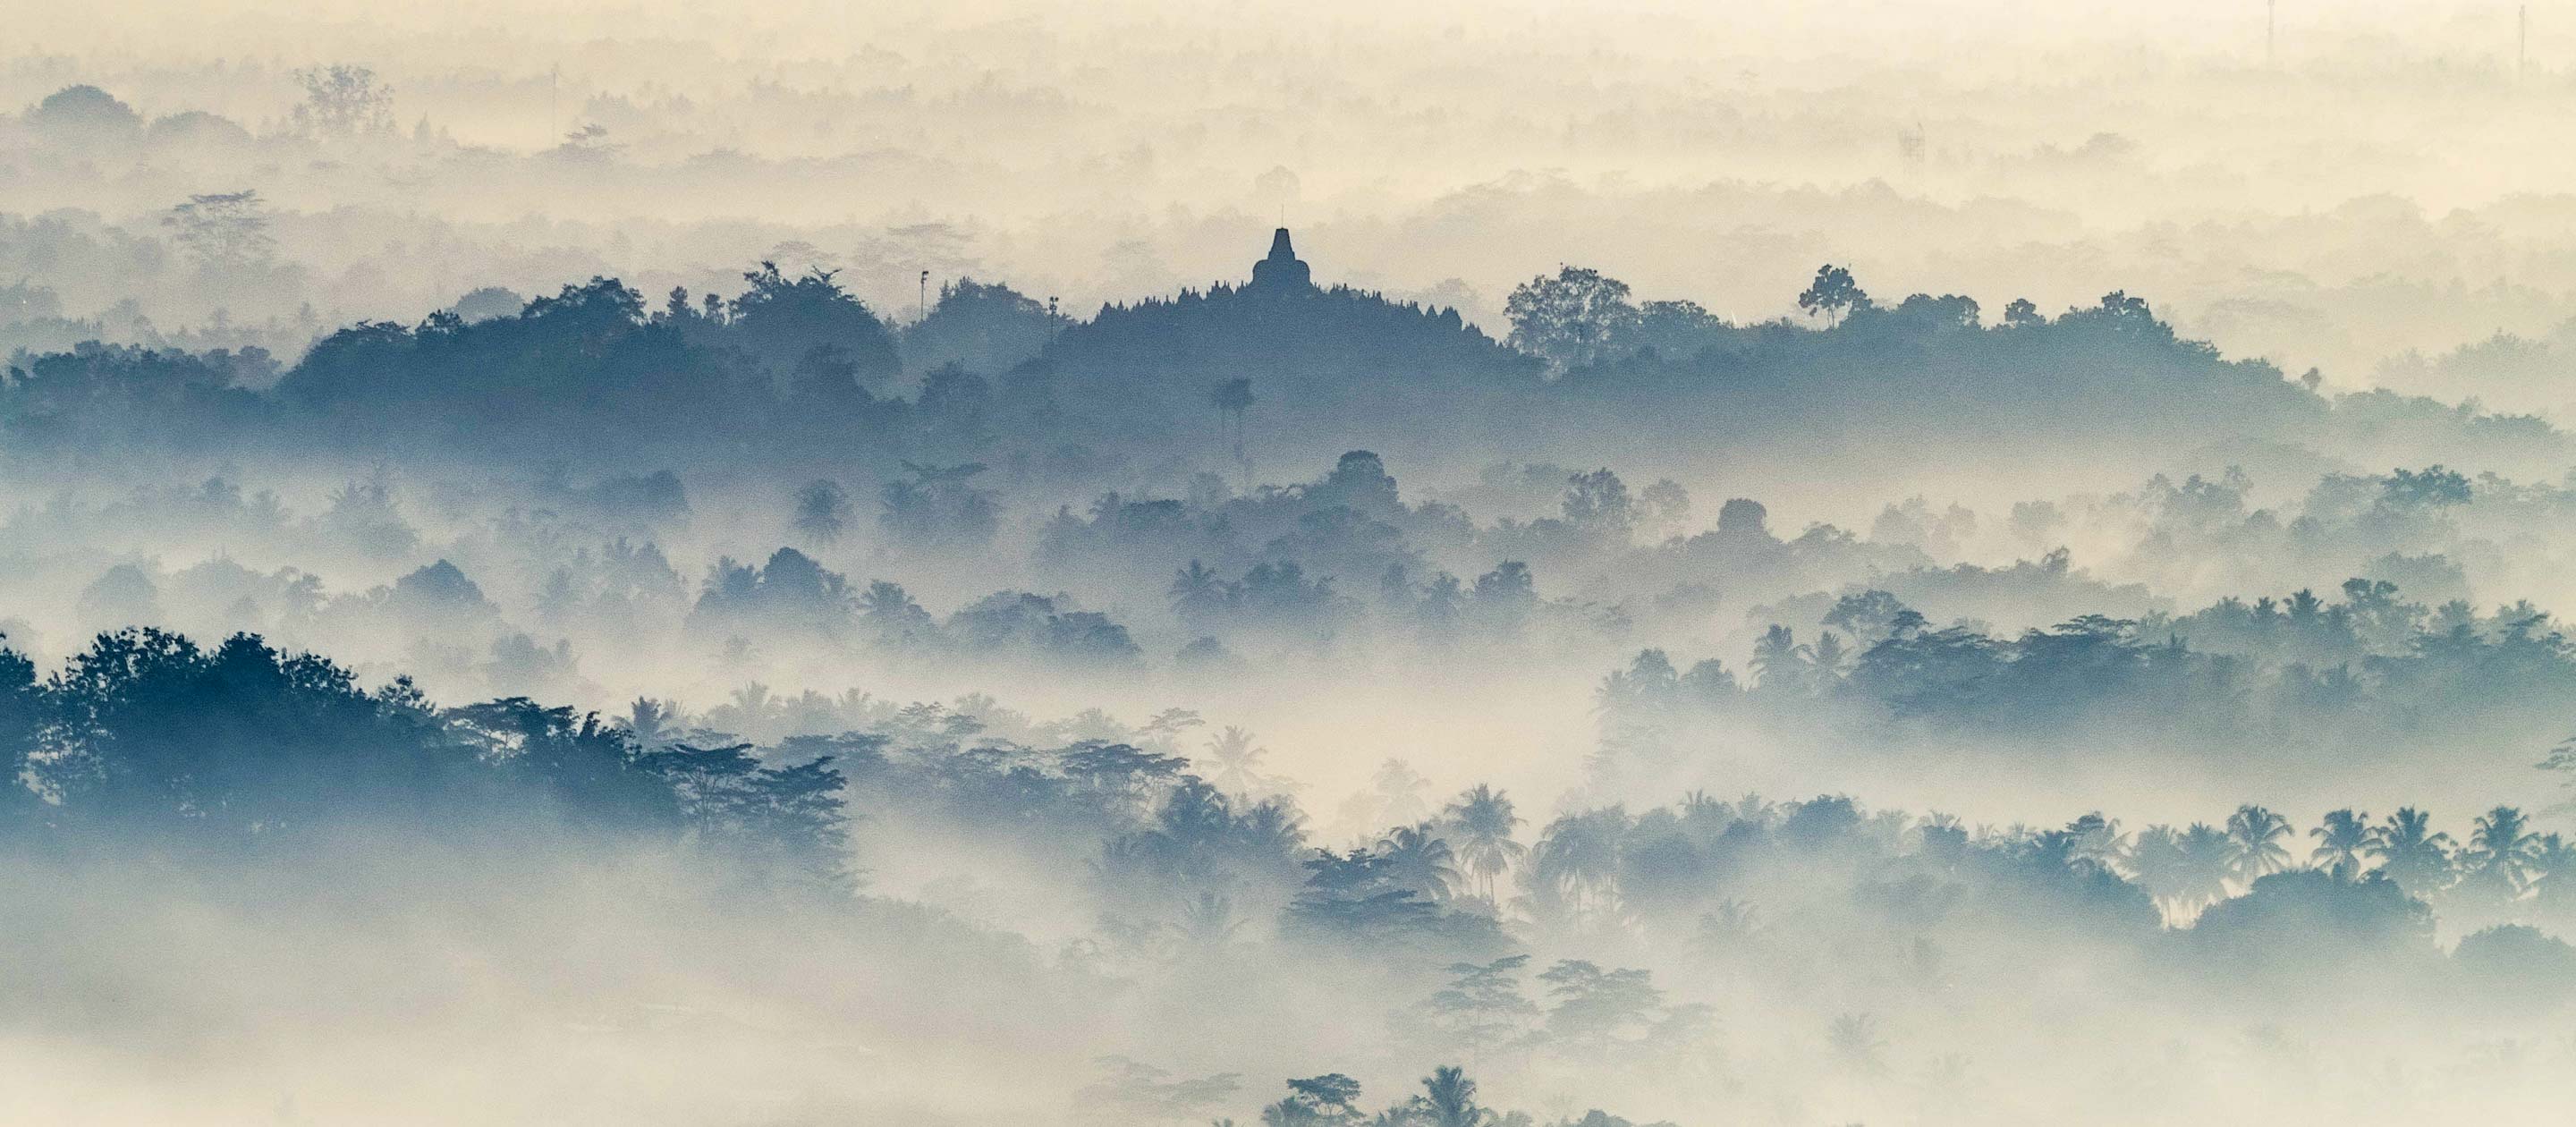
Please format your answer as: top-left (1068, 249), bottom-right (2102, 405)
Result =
top-left (15, 2), bottom-right (2576, 1122)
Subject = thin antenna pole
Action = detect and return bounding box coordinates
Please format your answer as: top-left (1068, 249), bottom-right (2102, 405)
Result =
top-left (919, 269), bottom-right (930, 324)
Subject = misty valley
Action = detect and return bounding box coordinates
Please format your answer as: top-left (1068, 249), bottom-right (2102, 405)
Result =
top-left (13, 4), bottom-right (2576, 1124)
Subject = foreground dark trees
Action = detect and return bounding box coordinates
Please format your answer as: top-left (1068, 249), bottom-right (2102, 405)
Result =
top-left (3, 627), bottom-right (851, 892)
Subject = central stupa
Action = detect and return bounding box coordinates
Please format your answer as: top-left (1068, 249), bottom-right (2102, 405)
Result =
top-left (1248, 227), bottom-right (1313, 292)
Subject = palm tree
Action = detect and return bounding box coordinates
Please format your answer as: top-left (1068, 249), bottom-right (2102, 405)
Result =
top-left (1697, 899), bottom-right (1763, 953)
top-left (1233, 799), bottom-right (1307, 860)
top-left (1678, 789), bottom-right (1728, 826)
top-left (2224, 804), bottom-right (2292, 886)
top-left (1808, 630), bottom-right (1852, 687)
top-left (2367, 808), bottom-right (2456, 898)
top-left (1749, 625), bottom-right (1809, 693)
top-left (2528, 833), bottom-right (2576, 918)
top-left (1175, 891), bottom-right (1243, 948)
top-left (1372, 758), bottom-right (1432, 826)
top-left (1443, 784), bottom-right (1528, 902)
top-left (1828, 1013), bottom-right (1885, 1072)
top-left (1528, 809), bottom-right (1627, 927)
top-left (1170, 560), bottom-right (1229, 622)
top-left (1407, 1066), bottom-right (1492, 1127)
top-left (792, 479), bottom-right (851, 545)
top-left (620, 696), bottom-right (679, 750)
top-left (858, 580), bottom-right (932, 648)
top-left (1377, 823), bottom-right (1462, 902)
top-left (1202, 725), bottom-right (1273, 798)
top-left (2123, 824), bottom-right (2189, 921)
top-left (2174, 822), bottom-right (2236, 919)
top-left (2466, 805), bottom-right (2540, 903)
top-left (2064, 811), bottom-right (2124, 870)
top-left (2309, 808), bottom-right (2371, 880)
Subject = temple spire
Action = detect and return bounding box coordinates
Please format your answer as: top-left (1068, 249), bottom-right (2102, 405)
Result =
top-left (1250, 227), bottom-right (1312, 292)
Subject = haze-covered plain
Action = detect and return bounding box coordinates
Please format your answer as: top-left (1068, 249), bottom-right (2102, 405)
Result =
top-left (12, 2), bottom-right (2576, 1124)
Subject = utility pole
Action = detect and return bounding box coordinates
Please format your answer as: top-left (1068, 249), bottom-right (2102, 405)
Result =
top-left (919, 269), bottom-right (930, 324)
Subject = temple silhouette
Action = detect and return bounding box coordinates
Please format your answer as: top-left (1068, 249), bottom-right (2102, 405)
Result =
top-left (1042, 225), bottom-right (1526, 401)
top-left (1248, 227), bottom-right (1313, 293)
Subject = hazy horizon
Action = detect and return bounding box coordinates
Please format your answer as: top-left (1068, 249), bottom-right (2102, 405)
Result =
top-left (11, 4), bottom-right (2576, 1124)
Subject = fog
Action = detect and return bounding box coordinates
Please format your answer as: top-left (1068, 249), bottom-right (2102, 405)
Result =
top-left (17, 0), bottom-right (2576, 402)
top-left (10, 2), bottom-right (2576, 1124)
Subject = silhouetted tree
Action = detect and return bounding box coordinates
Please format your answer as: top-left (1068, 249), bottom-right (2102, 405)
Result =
top-left (1421, 955), bottom-right (1536, 1056)
top-left (2310, 809), bottom-right (2372, 880)
top-left (1796, 264), bottom-right (1870, 326)
top-left (1444, 784), bottom-right (1527, 902)
top-left (729, 262), bottom-right (900, 392)
top-left (2465, 805), bottom-right (2540, 904)
top-left (1262, 1074), bottom-right (1366, 1127)
top-left (1505, 267), bottom-right (1639, 371)
top-left (1377, 823), bottom-right (1462, 902)
top-left (292, 64), bottom-right (394, 140)
top-left (163, 191), bottom-right (275, 271)
top-left (1402, 1066), bottom-right (1496, 1127)
top-left (2225, 804), bottom-right (2293, 884)
top-left (793, 479), bottom-right (852, 546)
top-left (2368, 808), bottom-right (2456, 898)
